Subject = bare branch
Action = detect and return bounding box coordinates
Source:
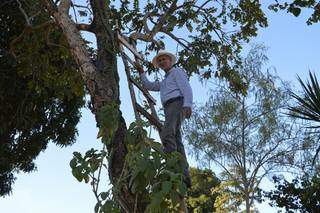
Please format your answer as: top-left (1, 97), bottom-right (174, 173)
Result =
top-left (71, 4), bottom-right (78, 23)
top-left (142, 12), bottom-right (152, 33)
top-left (128, 32), bottom-right (163, 50)
top-left (148, 0), bottom-right (178, 38)
top-left (245, 106), bottom-right (287, 129)
top-left (71, 2), bottom-right (93, 15)
top-left (16, 0), bottom-right (31, 26)
top-left (160, 29), bottom-right (191, 51)
top-left (193, 0), bottom-right (211, 13)
top-left (175, 0), bottom-right (197, 10)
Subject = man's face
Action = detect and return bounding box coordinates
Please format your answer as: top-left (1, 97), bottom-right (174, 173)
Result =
top-left (157, 55), bottom-right (172, 72)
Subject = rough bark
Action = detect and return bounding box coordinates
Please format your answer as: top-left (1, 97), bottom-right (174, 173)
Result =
top-left (43, 0), bottom-right (144, 211)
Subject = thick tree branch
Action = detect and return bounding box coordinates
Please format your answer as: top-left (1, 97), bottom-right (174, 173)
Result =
top-left (129, 32), bottom-right (162, 49)
top-left (76, 23), bottom-right (93, 32)
top-left (58, 0), bottom-right (71, 14)
top-left (42, 0), bottom-right (106, 110)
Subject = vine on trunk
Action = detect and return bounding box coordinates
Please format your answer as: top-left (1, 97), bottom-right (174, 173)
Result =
top-left (70, 104), bottom-right (187, 212)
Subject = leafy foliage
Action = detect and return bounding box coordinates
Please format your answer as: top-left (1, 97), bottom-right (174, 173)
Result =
top-left (288, 72), bottom-right (320, 169)
top-left (70, 148), bottom-right (121, 213)
top-left (186, 167), bottom-right (220, 212)
top-left (269, 0), bottom-right (320, 24)
top-left (266, 174), bottom-right (320, 212)
top-left (0, 0), bottom-right (85, 196)
top-left (70, 105), bottom-right (220, 211)
top-left (212, 180), bottom-right (244, 212)
top-left (71, 105), bottom-right (189, 213)
top-left (70, 104), bottom-right (121, 213)
top-left (72, 136), bottom-right (222, 213)
top-left (117, 121), bottom-right (188, 212)
top-left (183, 44), bottom-right (311, 211)
top-left (95, 0), bottom-right (268, 94)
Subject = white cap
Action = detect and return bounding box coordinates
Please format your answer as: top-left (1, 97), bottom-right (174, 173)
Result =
top-left (151, 50), bottom-right (177, 68)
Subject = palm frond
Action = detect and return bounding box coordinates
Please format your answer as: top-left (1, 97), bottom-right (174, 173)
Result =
top-left (289, 72), bottom-right (320, 166)
top-left (289, 72), bottom-right (320, 124)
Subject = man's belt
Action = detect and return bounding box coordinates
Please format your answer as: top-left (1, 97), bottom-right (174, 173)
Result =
top-left (163, 96), bottom-right (184, 108)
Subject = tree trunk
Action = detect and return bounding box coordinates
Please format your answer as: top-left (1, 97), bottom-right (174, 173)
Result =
top-left (245, 189), bottom-right (250, 213)
top-left (241, 99), bottom-right (250, 213)
top-left (44, 0), bottom-right (146, 211)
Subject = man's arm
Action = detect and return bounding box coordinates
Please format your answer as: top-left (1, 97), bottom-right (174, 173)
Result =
top-left (174, 68), bottom-right (193, 118)
top-left (135, 62), bottom-right (160, 91)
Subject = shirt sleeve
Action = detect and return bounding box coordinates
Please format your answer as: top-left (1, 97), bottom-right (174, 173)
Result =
top-left (140, 73), bottom-right (160, 91)
top-left (173, 68), bottom-right (193, 108)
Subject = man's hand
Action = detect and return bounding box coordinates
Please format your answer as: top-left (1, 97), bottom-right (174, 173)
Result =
top-left (182, 107), bottom-right (192, 119)
top-left (134, 61), bottom-right (144, 74)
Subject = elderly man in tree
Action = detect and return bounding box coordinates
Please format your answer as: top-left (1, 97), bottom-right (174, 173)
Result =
top-left (136, 50), bottom-right (193, 188)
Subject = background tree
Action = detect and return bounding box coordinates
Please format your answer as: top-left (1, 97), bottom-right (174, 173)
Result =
top-left (183, 45), bottom-right (312, 213)
top-left (266, 174), bottom-right (320, 212)
top-left (212, 179), bottom-right (244, 212)
top-left (264, 2), bottom-right (320, 212)
top-left (289, 72), bottom-right (320, 164)
top-left (269, 0), bottom-right (320, 25)
top-left (2, 0), bottom-right (270, 211)
top-left (186, 167), bottom-right (220, 212)
top-left (0, 0), bottom-right (85, 196)
top-left (265, 72), bottom-right (320, 212)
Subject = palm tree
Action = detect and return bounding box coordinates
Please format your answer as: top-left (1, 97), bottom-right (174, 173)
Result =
top-left (289, 71), bottom-right (320, 164)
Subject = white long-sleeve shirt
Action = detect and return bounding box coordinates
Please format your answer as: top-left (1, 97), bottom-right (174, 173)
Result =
top-left (140, 67), bottom-right (193, 108)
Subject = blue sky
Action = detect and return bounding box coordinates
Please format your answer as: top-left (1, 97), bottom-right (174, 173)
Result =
top-left (1, 3), bottom-right (320, 213)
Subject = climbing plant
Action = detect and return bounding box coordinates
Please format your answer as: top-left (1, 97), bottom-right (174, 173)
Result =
top-left (70, 104), bottom-right (188, 212)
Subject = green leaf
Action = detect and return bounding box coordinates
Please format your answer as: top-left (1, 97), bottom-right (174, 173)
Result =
top-left (162, 181), bottom-right (172, 193)
top-left (177, 182), bottom-right (187, 195)
top-left (149, 192), bottom-right (164, 210)
top-left (73, 152), bottom-right (82, 159)
top-left (72, 167), bottom-right (83, 182)
top-left (90, 159), bottom-right (100, 173)
top-left (100, 192), bottom-right (109, 200)
top-left (149, 141), bottom-right (163, 154)
top-left (170, 191), bottom-right (180, 205)
top-left (69, 158), bottom-right (77, 169)
top-left (94, 202), bottom-right (101, 213)
top-left (289, 7), bottom-right (301, 17)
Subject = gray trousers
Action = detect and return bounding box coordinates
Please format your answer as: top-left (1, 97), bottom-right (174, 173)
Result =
top-left (160, 99), bottom-right (190, 178)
